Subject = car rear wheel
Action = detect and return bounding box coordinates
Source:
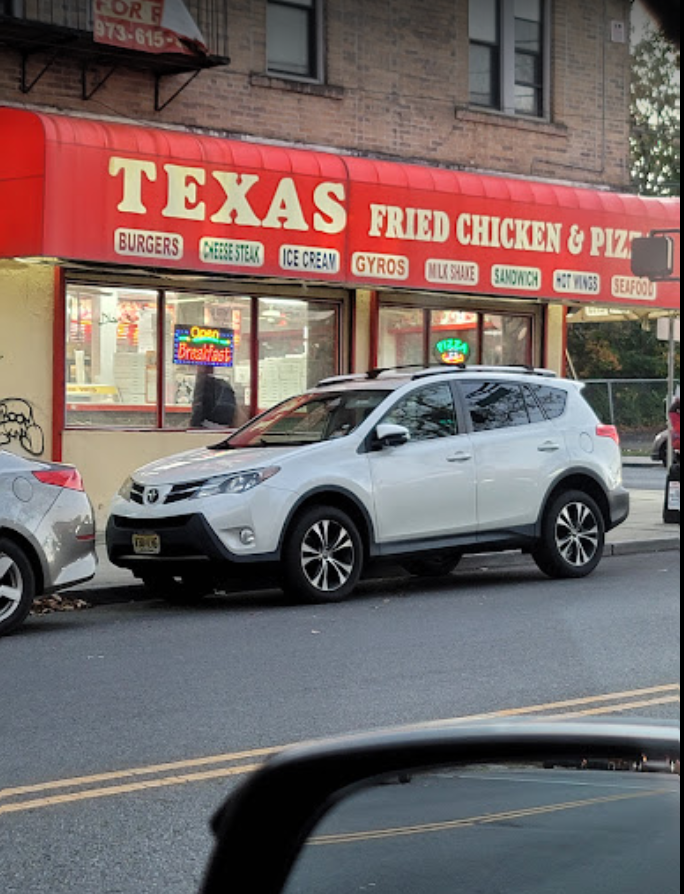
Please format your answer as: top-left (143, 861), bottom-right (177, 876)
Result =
top-left (533, 490), bottom-right (605, 580)
top-left (659, 441), bottom-right (669, 467)
top-left (0, 539), bottom-right (36, 636)
top-left (402, 552), bottom-right (463, 579)
top-left (284, 506), bottom-right (363, 604)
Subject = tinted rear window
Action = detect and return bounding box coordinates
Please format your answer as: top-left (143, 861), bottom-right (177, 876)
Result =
top-left (461, 382), bottom-right (531, 431)
top-left (527, 384), bottom-right (568, 420)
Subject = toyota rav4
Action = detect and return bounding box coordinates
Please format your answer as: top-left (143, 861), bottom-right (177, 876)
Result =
top-left (107, 366), bottom-right (629, 603)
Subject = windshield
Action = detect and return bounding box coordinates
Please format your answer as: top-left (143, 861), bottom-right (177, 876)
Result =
top-left (223, 390), bottom-right (391, 448)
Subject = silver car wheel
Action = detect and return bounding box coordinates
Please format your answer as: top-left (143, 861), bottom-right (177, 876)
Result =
top-left (555, 502), bottom-right (601, 568)
top-left (0, 553), bottom-right (24, 623)
top-left (301, 520), bottom-right (356, 593)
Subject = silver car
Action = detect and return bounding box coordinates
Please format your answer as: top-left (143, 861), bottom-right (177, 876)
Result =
top-left (0, 451), bottom-right (97, 636)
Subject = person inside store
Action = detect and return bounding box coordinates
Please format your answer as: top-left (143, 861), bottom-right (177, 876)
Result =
top-left (190, 365), bottom-right (244, 430)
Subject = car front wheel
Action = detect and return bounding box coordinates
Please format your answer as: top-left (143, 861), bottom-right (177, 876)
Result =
top-left (533, 491), bottom-right (606, 580)
top-left (0, 538), bottom-right (37, 636)
top-left (284, 506), bottom-right (363, 603)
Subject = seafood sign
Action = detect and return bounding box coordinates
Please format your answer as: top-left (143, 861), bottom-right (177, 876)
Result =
top-left (0, 398), bottom-right (46, 457)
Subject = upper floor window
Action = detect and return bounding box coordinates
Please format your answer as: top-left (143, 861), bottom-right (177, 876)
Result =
top-left (267, 0), bottom-right (322, 81)
top-left (469, 0), bottom-right (548, 118)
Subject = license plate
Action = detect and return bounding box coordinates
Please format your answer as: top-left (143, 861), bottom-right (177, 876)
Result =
top-left (132, 533), bottom-right (161, 556)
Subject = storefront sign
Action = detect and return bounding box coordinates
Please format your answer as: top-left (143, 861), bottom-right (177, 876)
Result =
top-left (200, 238), bottom-right (265, 268)
top-left (173, 325), bottom-right (235, 367)
top-left (280, 245), bottom-right (341, 274)
top-left (553, 270), bottom-right (601, 296)
top-left (0, 109), bottom-right (679, 310)
top-left (425, 259), bottom-right (479, 286)
top-left (436, 338), bottom-right (471, 366)
top-left (492, 265), bottom-right (542, 291)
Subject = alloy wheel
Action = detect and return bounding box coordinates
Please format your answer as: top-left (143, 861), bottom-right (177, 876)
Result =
top-left (0, 553), bottom-right (24, 624)
top-left (301, 519), bottom-right (356, 593)
top-left (554, 502), bottom-right (601, 568)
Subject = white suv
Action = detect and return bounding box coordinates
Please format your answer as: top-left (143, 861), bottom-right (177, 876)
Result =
top-left (107, 367), bottom-right (629, 603)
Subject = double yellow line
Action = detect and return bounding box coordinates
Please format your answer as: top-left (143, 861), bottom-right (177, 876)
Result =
top-left (0, 683), bottom-right (678, 817)
top-left (312, 789), bottom-right (672, 847)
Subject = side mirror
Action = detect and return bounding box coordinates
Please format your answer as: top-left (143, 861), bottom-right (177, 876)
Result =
top-left (375, 423), bottom-right (411, 449)
top-left (198, 721), bottom-right (680, 894)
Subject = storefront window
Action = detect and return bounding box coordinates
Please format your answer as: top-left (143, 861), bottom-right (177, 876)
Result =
top-left (165, 294), bottom-right (253, 430)
top-left (66, 286), bottom-right (159, 428)
top-left (258, 298), bottom-right (339, 410)
top-left (483, 314), bottom-right (532, 366)
top-left (378, 308), bottom-right (425, 370)
top-left (66, 286), bottom-right (342, 430)
top-left (378, 304), bottom-right (533, 371)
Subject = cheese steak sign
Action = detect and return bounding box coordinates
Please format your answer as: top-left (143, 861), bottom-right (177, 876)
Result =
top-left (0, 109), bottom-right (679, 309)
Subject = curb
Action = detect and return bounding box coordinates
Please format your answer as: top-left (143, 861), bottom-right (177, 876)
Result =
top-left (71, 536), bottom-right (680, 607)
top-left (608, 537), bottom-right (680, 557)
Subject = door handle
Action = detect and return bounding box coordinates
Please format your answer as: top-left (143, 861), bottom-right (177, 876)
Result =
top-left (538, 441), bottom-right (561, 453)
top-left (448, 452), bottom-right (473, 463)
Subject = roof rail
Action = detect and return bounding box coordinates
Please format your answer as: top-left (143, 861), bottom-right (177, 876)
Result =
top-left (316, 374), bottom-right (370, 387)
top-left (318, 364), bottom-right (559, 388)
top-left (412, 365), bottom-right (558, 380)
top-left (318, 365), bottom-right (425, 386)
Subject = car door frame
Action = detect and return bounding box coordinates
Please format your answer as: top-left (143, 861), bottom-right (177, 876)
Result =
top-left (451, 377), bottom-right (570, 537)
top-left (365, 379), bottom-right (478, 549)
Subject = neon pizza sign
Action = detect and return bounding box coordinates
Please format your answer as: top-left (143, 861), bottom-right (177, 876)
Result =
top-left (173, 325), bottom-right (235, 367)
top-left (436, 338), bottom-right (471, 366)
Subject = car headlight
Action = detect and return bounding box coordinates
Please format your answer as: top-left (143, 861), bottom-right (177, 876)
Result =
top-left (118, 477), bottom-right (135, 501)
top-left (195, 467), bottom-right (281, 499)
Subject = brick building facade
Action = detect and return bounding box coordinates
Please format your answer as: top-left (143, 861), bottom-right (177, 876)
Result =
top-left (0, 0), bottom-right (632, 186)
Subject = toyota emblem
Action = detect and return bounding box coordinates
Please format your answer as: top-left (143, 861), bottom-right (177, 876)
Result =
top-left (146, 488), bottom-right (161, 505)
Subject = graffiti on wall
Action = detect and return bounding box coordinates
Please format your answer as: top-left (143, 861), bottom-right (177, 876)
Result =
top-left (0, 398), bottom-right (46, 457)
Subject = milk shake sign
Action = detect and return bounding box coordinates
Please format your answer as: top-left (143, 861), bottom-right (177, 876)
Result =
top-left (104, 149), bottom-right (661, 303)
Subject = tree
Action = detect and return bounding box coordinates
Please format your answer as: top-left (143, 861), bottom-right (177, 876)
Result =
top-left (631, 23), bottom-right (681, 196)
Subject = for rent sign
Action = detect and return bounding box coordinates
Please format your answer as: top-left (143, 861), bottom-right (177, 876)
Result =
top-left (93, 0), bottom-right (207, 56)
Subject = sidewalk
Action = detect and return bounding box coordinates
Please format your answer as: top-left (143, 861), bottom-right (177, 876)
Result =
top-left (68, 489), bottom-right (679, 605)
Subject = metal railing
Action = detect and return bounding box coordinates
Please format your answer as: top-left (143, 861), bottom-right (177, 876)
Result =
top-left (581, 378), bottom-right (680, 452)
top-left (2, 1), bottom-right (229, 56)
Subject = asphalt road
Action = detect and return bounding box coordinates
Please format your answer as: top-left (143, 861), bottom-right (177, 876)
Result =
top-left (0, 551), bottom-right (680, 894)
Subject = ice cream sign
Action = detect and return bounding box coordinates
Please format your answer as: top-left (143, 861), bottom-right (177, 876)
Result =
top-left (436, 338), bottom-right (471, 366)
top-left (173, 325), bottom-right (235, 367)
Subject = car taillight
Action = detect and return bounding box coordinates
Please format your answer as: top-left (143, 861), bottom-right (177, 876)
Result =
top-left (596, 424), bottom-right (621, 446)
top-left (33, 469), bottom-right (85, 492)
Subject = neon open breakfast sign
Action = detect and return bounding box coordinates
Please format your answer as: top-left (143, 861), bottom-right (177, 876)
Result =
top-left (173, 325), bottom-right (235, 367)
top-left (0, 109), bottom-right (679, 310)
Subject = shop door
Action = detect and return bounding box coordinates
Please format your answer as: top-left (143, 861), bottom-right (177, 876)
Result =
top-left (368, 383), bottom-right (477, 544)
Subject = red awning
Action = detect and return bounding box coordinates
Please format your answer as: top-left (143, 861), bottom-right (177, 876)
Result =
top-left (0, 107), bottom-right (679, 309)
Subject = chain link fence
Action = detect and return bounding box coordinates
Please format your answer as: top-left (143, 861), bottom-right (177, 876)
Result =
top-left (581, 379), bottom-right (679, 454)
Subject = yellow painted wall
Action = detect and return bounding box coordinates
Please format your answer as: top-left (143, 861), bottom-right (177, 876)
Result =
top-left (0, 263), bottom-right (55, 460)
top-left (62, 429), bottom-right (225, 527)
top-left (545, 304), bottom-right (567, 375)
